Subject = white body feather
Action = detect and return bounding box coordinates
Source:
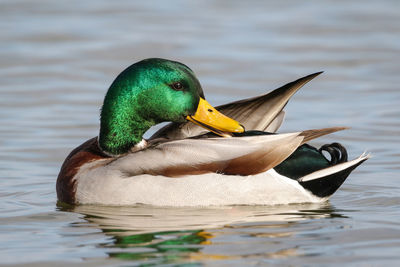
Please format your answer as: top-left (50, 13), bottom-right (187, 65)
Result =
top-left (74, 133), bottom-right (317, 206)
top-left (75, 167), bottom-right (321, 206)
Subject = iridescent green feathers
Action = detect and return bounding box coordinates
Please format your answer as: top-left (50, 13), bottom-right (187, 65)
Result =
top-left (99, 58), bottom-right (204, 155)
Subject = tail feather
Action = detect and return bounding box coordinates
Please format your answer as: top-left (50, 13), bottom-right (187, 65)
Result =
top-left (319, 142), bottom-right (348, 164)
top-left (298, 154), bottom-right (370, 198)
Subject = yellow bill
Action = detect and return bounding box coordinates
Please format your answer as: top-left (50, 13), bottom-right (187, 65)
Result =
top-left (186, 97), bottom-right (245, 137)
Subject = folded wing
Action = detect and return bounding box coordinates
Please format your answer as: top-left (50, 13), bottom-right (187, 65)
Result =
top-left (110, 127), bottom-right (342, 177)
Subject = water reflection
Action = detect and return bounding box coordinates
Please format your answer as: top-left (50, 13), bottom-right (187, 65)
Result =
top-left (59, 203), bottom-right (346, 264)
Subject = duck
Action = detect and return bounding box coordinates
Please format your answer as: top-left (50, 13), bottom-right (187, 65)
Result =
top-left (56, 58), bottom-right (369, 206)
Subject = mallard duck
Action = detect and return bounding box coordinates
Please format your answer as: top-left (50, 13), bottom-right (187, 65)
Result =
top-left (57, 58), bottom-right (369, 206)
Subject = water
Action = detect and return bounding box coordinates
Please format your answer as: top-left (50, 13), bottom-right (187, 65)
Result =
top-left (1, 0), bottom-right (399, 265)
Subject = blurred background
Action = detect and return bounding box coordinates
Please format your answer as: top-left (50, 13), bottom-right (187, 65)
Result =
top-left (1, 0), bottom-right (399, 266)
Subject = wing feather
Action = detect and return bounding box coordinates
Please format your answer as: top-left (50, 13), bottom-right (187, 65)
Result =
top-left (106, 126), bottom-right (345, 178)
top-left (299, 127), bottom-right (348, 145)
top-left (110, 133), bottom-right (304, 177)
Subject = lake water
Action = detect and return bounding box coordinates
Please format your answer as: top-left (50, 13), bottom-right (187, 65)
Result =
top-left (1, 0), bottom-right (400, 265)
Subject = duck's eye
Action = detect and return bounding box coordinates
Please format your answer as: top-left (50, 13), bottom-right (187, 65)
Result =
top-left (170, 82), bottom-right (184, 91)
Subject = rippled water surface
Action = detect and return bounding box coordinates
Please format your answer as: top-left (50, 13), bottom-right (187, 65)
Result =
top-left (1, 0), bottom-right (400, 266)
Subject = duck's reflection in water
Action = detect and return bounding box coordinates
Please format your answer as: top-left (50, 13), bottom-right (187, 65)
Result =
top-left (61, 202), bottom-right (346, 264)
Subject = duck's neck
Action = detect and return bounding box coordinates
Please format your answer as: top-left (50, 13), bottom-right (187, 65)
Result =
top-left (99, 88), bottom-right (154, 156)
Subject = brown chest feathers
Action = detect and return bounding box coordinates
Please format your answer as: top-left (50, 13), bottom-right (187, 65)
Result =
top-left (56, 137), bottom-right (110, 204)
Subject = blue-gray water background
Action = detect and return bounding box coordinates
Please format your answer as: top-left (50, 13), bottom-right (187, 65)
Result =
top-left (1, 0), bottom-right (400, 266)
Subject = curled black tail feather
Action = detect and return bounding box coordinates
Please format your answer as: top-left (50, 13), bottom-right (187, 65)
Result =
top-left (296, 142), bottom-right (365, 198)
top-left (319, 142), bottom-right (348, 164)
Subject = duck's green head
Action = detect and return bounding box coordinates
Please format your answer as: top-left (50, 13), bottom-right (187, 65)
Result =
top-left (99, 58), bottom-right (244, 156)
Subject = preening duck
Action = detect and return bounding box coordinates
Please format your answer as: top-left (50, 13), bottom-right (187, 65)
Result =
top-left (56, 58), bottom-right (369, 206)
